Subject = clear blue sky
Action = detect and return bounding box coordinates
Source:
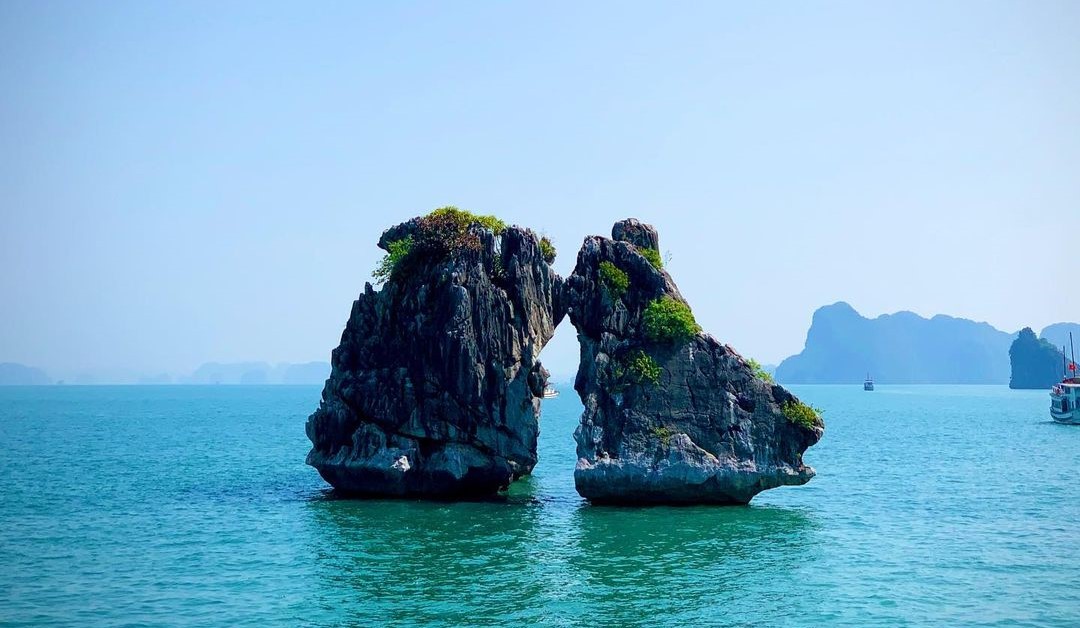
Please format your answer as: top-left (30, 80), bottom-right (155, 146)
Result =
top-left (2, 1), bottom-right (1078, 381)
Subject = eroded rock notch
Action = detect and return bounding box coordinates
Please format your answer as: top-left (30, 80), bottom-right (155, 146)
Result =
top-left (566, 219), bottom-right (823, 504)
top-left (306, 208), bottom-right (565, 497)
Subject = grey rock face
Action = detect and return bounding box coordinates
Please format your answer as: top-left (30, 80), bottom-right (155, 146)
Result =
top-left (566, 219), bottom-right (823, 504)
top-left (306, 220), bottom-right (565, 498)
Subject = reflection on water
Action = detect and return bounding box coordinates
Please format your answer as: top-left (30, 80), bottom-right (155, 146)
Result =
top-left (567, 503), bottom-right (822, 622)
top-left (301, 494), bottom-right (819, 624)
top-left (297, 391), bottom-right (825, 625)
top-left (303, 498), bottom-right (547, 624)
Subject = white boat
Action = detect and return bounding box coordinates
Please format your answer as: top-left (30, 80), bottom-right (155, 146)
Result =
top-left (542, 385), bottom-right (559, 399)
top-left (863, 373), bottom-right (874, 391)
top-left (1050, 332), bottom-right (1080, 424)
top-left (1051, 380), bottom-right (1080, 424)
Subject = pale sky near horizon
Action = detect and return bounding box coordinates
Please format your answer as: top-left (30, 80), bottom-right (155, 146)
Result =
top-left (2, 1), bottom-right (1078, 381)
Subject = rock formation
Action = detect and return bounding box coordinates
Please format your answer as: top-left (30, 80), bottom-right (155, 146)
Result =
top-left (565, 219), bottom-right (822, 504)
top-left (1009, 327), bottom-right (1066, 389)
top-left (306, 208), bottom-right (564, 498)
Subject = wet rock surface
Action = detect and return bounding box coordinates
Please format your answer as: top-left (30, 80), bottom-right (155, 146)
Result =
top-left (566, 219), bottom-right (823, 504)
top-left (306, 216), bottom-right (565, 498)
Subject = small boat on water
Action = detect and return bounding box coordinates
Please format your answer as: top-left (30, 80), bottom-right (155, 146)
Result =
top-left (1051, 380), bottom-right (1080, 424)
top-left (863, 373), bottom-right (874, 391)
top-left (542, 385), bottom-right (559, 399)
top-left (1051, 332), bottom-right (1080, 425)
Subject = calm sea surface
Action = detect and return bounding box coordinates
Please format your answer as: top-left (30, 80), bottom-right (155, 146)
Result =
top-left (1, 384), bottom-right (1078, 626)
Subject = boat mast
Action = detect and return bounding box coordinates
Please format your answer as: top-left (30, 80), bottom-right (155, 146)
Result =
top-left (1072, 332), bottom-right (1076, 380)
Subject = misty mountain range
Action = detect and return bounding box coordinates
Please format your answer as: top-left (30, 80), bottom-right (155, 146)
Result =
top-left (183, 361), bottom-right (331, 385)
top-left (775, 302), bottom-right (1078, 384)
top-left (3, 306), bottom-right (1076, 386)
top-left (0, 361), bottom-right (330, 386)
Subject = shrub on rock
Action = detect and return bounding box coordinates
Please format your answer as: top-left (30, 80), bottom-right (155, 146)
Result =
top-left (642, 296), bottom-right (701, 344)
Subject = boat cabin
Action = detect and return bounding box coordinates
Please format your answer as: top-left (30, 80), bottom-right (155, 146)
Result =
top-left (1051, 379), bottom-right (1080, 423)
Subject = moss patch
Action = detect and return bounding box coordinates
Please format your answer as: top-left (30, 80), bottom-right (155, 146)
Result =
top-left (539, 236), bottom-right (556, 264)
top-left (639, 246), bottom-right (663, 270)
top-left (372, 206), bottom-right (507, 284)
top-left (642, 296), bottom-right (701, 344)
top-left (599, 261), bottom-right (629, 298)
top-left (747, 358), bottom-right (774, 383)
top-left (625, 350), bottom-right (662, 385)
top-left (782, 401), bottom-right (821, 430)
top-left (372, 235), bottom-right (414, 285)
top-left (427, 206), bottom-right (506, 235)
top-left (651, 425), bottom-right (674, 445)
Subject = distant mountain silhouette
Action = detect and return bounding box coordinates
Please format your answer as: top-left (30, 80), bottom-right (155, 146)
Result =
top-left (280, 362), bottom-right (332, 384)
top-left (182, 361), bottom-right (329, 385)
top-left (775, 302), bottom-right (1016, 384)
top-left (184, 362), bottom-right (272, 385)
top-left (1009, 328), bottom-right (1066, 389)
top-left (1040, 323), bottom-right (1080, 357)
top-left (0, 363), bottom-right (51, 385)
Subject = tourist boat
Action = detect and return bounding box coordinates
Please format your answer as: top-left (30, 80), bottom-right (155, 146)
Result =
top-left (542, 385), bottom-right (559, 399)
top-left (1051, 380), bottom-right (1080, 424)
top-left (1050, 333), bottom-right (1079, 424)
top-left (863, 373), bottom-right (874, 391)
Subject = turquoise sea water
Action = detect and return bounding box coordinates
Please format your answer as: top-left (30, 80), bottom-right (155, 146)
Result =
top-left (2, 384), bottom-right (1079, 626)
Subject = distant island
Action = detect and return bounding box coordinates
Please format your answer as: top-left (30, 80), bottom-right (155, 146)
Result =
top-left (1040, 323), bottom-right (1080, 354)
top-left (182, 361), bottom-right (330, 385)
top-left (775, 302), bottom-right (1017, 384)
top-left (0, 363), bottom-right (51, 385)
top-left (0, 361), bottom-right (330, 385)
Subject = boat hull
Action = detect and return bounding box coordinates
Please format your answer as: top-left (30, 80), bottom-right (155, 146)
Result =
top-left (1051, 410), bottom-right (1080, 425)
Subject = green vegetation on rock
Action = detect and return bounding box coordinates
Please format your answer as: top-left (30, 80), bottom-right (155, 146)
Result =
top-left (372, 206), bottom-right (507, 284)
top-left (599, 261), bottom-right (629, 298)
top-left (782, 400), bottom-right (821, 430)
top-left (427, 206), bottom-right (507, 235)
top-left (639, 246), bottom-right (663, 270)
top-left (625, 350), bottom-right (662, 385)
top-left (539, 236), bottom-right (556, 264)
top-left (372, 235), bottom-right (414, 284)
top-left (642, 296), bottom-right (701, 344)
top-left (747, 358), bottom-right (774, 383)
top-left (650, 425), bottom-right (674, 445)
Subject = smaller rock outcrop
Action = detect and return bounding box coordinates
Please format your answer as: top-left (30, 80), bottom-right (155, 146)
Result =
top-left (306, 208), bottom-right (565, 498)
top-left (566, 219), bottom-right (822, 504)
top-left (1009, 327), bottom-right (1066, 389)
